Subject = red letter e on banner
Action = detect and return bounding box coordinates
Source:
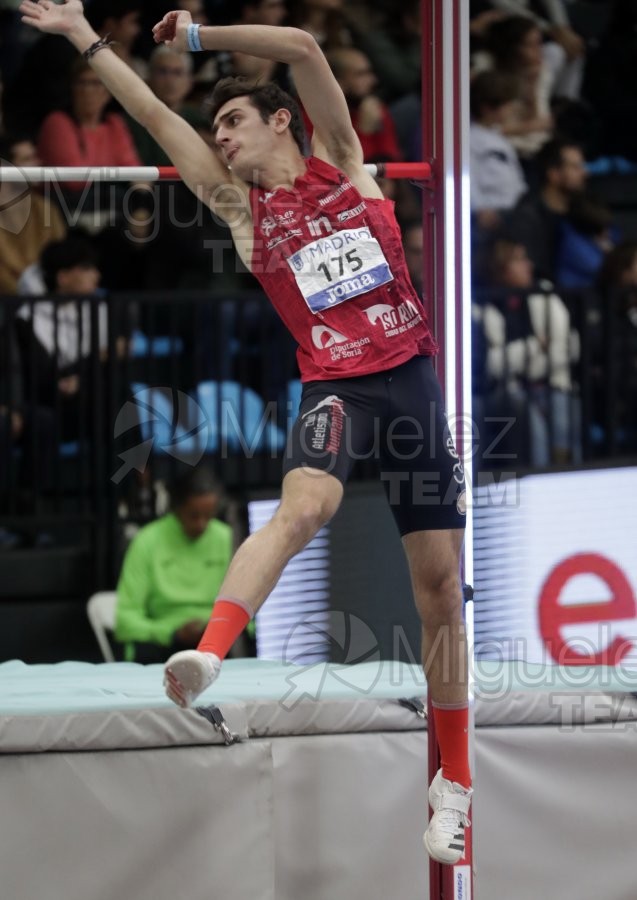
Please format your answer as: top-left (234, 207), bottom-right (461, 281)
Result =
top-left (539, 553), bottom-right (635, 665)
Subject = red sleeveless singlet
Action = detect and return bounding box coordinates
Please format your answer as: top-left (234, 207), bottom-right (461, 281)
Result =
top-left (249, 156), bottom-right (437, 381)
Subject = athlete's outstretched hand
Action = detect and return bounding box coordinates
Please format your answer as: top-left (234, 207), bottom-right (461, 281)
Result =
top-left (152, 9), bottom-right (193, 51)
top-left (19, 0), bottom-right (85, 35)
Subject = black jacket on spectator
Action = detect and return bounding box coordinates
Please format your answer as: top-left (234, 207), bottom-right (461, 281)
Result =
top-left (505, 192), bottom-right (563, 283)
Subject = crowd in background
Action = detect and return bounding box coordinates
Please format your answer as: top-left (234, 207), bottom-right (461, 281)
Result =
top-left (468, 0), bottom-right (637, 464)
top-left (1, 0), bottom-right (637, 489)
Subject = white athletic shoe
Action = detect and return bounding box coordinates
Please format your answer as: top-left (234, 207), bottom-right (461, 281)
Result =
top-left (163, 650), bottom-right (221, 708)
top-left (423, 769), bottom-right (473, 864)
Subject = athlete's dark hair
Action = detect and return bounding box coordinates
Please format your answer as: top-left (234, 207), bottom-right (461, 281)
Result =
top-left (170, 466), bottom-right (223, 510)
top-left (207, 77), bottom-right (306, 155)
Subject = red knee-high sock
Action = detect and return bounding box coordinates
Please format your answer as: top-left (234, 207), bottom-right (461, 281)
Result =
top-left (197, 597), bottom-right (253, 660)
top-left (431, 702), bottom-right (472, 788)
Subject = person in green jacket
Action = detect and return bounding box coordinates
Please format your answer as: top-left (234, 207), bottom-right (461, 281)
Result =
top-left (115, 467), bottom-right (234, 663)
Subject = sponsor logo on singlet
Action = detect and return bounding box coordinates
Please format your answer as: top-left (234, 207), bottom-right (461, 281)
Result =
top-left (260, 210), bottom-right (299, 237)
top-left (318, 181), bottom-right (353, 207)
top-left (305, 214), bottom-right (334, 237)
top-left (276, 210), bottom-right (298, 226)
top-left (261, 216), bottom-right (278, 236)
top-left (337, 201), bottom-right (366, 223)
top-left (310, 325), bottom-right (370, 361)
top-left (364, 299), bottom-right (422, 337)
top-left (311, 325), bottom-right (349, 349)
top-left (266, 230), bottom-right (303, 250)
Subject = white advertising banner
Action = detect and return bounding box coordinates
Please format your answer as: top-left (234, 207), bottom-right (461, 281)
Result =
top-left (473, 466), bottom-right (637, 667)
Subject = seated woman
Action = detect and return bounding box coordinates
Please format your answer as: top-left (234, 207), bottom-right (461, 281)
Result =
top-left (115, 468), bottom-right (242, 663)
top-left (37, 56), bottom-right (142, 230)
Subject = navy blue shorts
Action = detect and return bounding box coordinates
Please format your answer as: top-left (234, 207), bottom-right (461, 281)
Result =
top-left (283, 355), bottom-right (467, 535)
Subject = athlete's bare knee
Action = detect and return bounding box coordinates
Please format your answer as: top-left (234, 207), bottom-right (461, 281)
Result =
top-left (414, 570), bottom-right (463, 624)
top-left (275, 497), bottom-right (332, 547)
top-left (275, 477), bottom-right (340, 549)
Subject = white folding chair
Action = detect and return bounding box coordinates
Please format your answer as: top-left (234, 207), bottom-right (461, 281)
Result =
top-left (86, 591), bottom-right (118, 662)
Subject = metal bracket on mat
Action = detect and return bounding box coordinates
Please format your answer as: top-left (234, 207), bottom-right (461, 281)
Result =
top-left (196, 704), bottom-right (241, 745)
top-left (398, 697), bottom-right (427, 719)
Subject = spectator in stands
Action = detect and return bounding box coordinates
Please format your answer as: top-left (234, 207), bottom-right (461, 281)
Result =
top-left (219, 0), bottom-right (289, 87)
top-left (288, 0), bottom-right (351, 50)
top-left (352, 0), bottom-right (421, 160)
top-left (37, 53), bottom-right (155, 266)
top-left (125, 45), bottom-right (200, 165)
top-left (114, 467), bottom-right (237, 663)
top-left (37, 56), bottom-right (141, 186)
top-left (14, 237), bottom-right (116, 443)
top-left (506, 137), bottom-right (587, 282)
top-left (324, 47), bottom-right (401, 162)
top-left (346, 0), bottom-right (421, 102)
top-left (0, 135), bottom-right (67, 294)
top-left (470, 3), bottom-right (508, 57)
top-left (470, 70), bottom-right (528, 234)
top-left (477, 238), bottom-right (580, 466)
top-left (486, 0), bottom-right (585, 99)
top-left (555, 193), bottom-right (616, 291)
top-left (479, 16), bottom-right (555, 161)
top-left (113, 48), bottom-right (240, 296)
top-left (84, 0), bottom-right (146, 78)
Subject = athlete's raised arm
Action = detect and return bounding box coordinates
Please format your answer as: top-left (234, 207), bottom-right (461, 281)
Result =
top-left (18, 0), bottom-right (247, 224)
top-left (152, 12), bottom-right (366, 171)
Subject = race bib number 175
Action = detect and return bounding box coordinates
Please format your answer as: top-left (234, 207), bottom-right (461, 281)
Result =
top-left (287, 227), bottom-right (394, 314)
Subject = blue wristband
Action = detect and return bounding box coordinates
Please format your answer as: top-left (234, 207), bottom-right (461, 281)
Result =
top-left (187, 23), bottom-right (202, 52)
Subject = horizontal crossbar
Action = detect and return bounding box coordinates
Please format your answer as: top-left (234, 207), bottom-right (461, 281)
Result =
top-left (0, 162), bottom-right (432, 183)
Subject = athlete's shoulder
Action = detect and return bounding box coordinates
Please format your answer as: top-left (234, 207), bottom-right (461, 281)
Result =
top-left (310, 139), bottom-right (384, 201)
